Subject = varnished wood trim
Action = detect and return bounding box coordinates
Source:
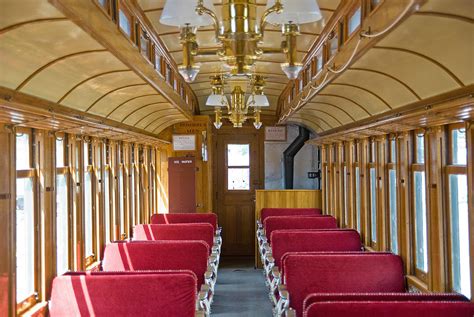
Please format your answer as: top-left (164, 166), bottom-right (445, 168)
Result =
top-left (0, 18), bottom-right (68, 34)
top-left (348, 68), bottom-right (422, 100)
top-left (57, 69), bottom-right (131, 104)
top-left (85, 84), bottom-right (149, 112)
top-left (307, 101), bottom-right (357, 121)
top-left (298, 107), bottom-right (344, 126)
top-left (373, 46), bottom-right (465, 87)
top-left (329, 82), bottom-right (392, 110)
top-left (414, 11), bottom-right (474, 24)
top-left (105, 94), bottom-right (163, 118)
top-left (318, 93), bottom-right (373, 116)
top-left (15, 49), bottom-right (108, 91)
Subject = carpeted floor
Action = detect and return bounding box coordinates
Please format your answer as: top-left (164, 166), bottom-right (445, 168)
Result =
top-left (211, 257), bottom-right (273, 317)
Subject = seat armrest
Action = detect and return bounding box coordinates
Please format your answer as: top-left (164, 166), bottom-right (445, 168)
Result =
top-left (195, 310), bottom-right (206, 317)
top-left (285, 308), bottom-right (296, 317)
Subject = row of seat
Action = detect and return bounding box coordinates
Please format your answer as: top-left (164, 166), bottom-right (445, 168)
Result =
top-left (256, 208), bottom-right (474, 317)
top-left (49, 213), bottom-right (222, 317)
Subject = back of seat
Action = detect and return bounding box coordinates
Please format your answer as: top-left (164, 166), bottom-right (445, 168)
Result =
top-left (282, 253), bottom-right (405, 317)
top-left (49, 271), bottom-right (197, 317)
top-left (102, 240), bottom-right (209, 288)
top-left (304, 301), bottom-right (474, 317)
top-left (264, 216), bottom-right (337, 243)
top-left (134, 224), bottom-right (214, 252)
top-left (151, 213), bottom-right (218, 231)
top-left (261, 208), bottom-right (321, 224)
top-left (270, 229), bottom-right (362, 267)
top-left (303, 293), bottom-right (469, 312)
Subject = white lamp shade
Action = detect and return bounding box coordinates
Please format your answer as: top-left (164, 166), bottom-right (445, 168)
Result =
top-left (247, 94), bottom-right (270, 107)
top-left (206, 94), bottom-right (229, 107)
top-left (265, 0), bottom-right (323, 25)
top-left (160, 0), bottom-right (216, 27)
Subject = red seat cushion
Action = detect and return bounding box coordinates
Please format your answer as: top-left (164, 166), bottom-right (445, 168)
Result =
top-left (304, 301), bottom-right (474, 317)
top-left (102, 240), bottom-right (209, 289)
top-left (260, 208), bottom-right (322, 223)
top-left (303, 293), bottom-right (469, 312)
top-left (49, 271), bottom-right (197, 317)
top-left (264, 216), bottom-right (337, 243)
top-left (134, 224), bottom-right (214, 253)
top-left (270, 229), bottom-right (362, 267)
top-left (151, 213), bottom-right (218, 231)
top-left (282, 252), bottom-right (405, 317)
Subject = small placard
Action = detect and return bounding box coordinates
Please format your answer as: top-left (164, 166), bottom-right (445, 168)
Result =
top-left (265, 126), bottom-right (287, 141)
top-left (172, 134), bottom-right (196, 151)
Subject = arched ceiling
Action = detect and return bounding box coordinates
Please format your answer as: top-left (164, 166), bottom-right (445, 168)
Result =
top-left (287, 0), bottom-right (474, 134)
top-left (136, 0), bottom-right (342, 114)
top-left (0, 0), bottom-right (190, 136)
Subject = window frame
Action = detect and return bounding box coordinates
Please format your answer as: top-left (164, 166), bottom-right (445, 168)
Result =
top-left (387, 134), bottom-right (400, 254)
top-left (83, 139), bottom-right (96, 268)
top-left (368, 138), bottom-right (377, 247)
top-left (345, 2), bottom-right (362, 41)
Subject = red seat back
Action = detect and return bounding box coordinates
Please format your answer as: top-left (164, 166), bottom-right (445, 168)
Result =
top-left (264, 216), bottom-right (337, 243)
top-left (282, 252), bottom-right (405, 317)
top-left (270, 229), bottom-right (362, 267)
top-left (260, 208), bottom-right (322, 223)
top-left (304, 301), bottom-right (474, 317)
top-left (151, 213), bottom-right (218, 231)
top-left (303, 293), bottom-right (469, 312)
top-left (102, 241), bottom-right (209, 288)
top-left (134, 224), bottom-right (214, 252)
top-left (49, 271), bottom-right (197, 317)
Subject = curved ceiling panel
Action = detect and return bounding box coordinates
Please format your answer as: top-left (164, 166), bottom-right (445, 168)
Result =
top-left (62, 71), bottom-right (144, 111)
top-left (301, 103), bottom-right (354, 125)
top-left (107, 95), bottom-right (167, 120)
top-left (21, 51), bottom-right (127, 102)
top-left (0, 2), bottom-right (64, 30)
top-left (135, 108), bottom-right (181, 130)
top-left (153, 118), bottom-right (189, 134)
top-left (148, 115), bottom-right (188, 133)
top-left (286, 118), bottom-right (321, 134)
top-left (323, 84), bottom-right (389, 115)
top-left (0, 21), bottom-right (103, 89)
top-left (419, 0), bottom-right (474, 20)
top-left (122, 102), bottom-right (172, 126)
top-left (296, 108), bottom-right (342, 128)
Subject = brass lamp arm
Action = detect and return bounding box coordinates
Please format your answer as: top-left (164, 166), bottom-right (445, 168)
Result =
top-left (259, 0), bottom-right (283, 39)
top-left (196, 0), bottom-right (222, 40)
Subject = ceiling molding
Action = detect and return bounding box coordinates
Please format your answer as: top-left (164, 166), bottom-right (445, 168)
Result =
top-left (85, 83), bottom-right (148, 112)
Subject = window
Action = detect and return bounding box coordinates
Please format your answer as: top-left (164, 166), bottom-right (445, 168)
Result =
top-left (370, 0), bottom-right (382, 11)
top-left (227, 144), bottom-right (250, 190)
top-left (412, 132), bottom-right (427, 275)
top-left (343, 164), bottom-right (349, 227)
top-left (83, 142), bottom-right (94, 260)
top-left (16, 132), bottom-right (36, 305)
top-left (140, 28), bottom-right (150, 60)
top-left (104, 168), bottom-right (111, 243)
top-left (118, 6), bottom-right (132, 38)
top-left (369, 167), bottom-right (377, 243)
top-left (388, 137), bottom-right (398, 254)
top-left (347, 6), bottom-right (361, 36)
top-left (355, 166), bottom-right (361, 232)
top-left (155, 52), bottom-right (162, 74)
top-left (447, 126), bottom-right (470, 298)
top-left (118, 167), bottom-right (125, 236)
top-left (56, 136), bottom-right (69, 275)
top-left (328, 29), bottom-right (339, 59)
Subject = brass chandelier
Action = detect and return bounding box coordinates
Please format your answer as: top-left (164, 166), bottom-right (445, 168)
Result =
top-left (160, 0), bottom-right (323, 128)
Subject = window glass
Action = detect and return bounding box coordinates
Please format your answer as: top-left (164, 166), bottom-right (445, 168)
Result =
top-left (370, 167), bottom-right (377, 243)
top-left (119, 9), bottom-right (131, 37)
top-left (56, 138), bottom-right (65, 167)
top-left (227, 144), bottom-right (249, 166)
top-left (104, 169), bottom-right (110, 243)
top-left (84, 172), bottom-right (93, 257)
top-left (452, 128), bottom-right (467, 165)
top-left (16, 178), bottom-right (35, 302)
top-left (414, 171), bottom-right (428, 272)
top-left (155, 53), bottom-right (162, 74)
top-left (98, 0), bottom-right (107, 8)
top-left (131, 168), bottom-right (135, 227)
top-left (416, 134), bottom-right (425, 163)
top-left (329, 33), bottom-right (338, 59)
top-left (348, 6), bottom-right (361, 36)
top-left (16, 134), bottom-right (30, 170)
top-left (449, 174), bottom-right (470, 298)
top-left (343, 165), bottom-right (348, 227)
top-left (391, 138), bottom-right (397, 163)
top-left (119, 168), bottom-right (125, 235)
top-left (389, 169), bottom-right (398, 254)
top-left (228, 168), bottom-right (250, 190)
top-left (355, 166), bottom-right (361, 231)
top-left (56, 174), bottom-right (68, 275)
top-left (371, 0), bottom-right (382, 10)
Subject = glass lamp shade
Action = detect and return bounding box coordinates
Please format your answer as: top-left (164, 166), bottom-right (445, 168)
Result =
top-left (281, 63), bottom-right (303, 79)
top-left (247, 94), bottom-right (270, 107)
top-left (265, 0), bottom-right (323, 25)
top-left (178, 65), bottom-right (200, 83)
top-left (206, 94), bottom-right (229, 107)
top-left (160, 0), bottom-right (216, 27)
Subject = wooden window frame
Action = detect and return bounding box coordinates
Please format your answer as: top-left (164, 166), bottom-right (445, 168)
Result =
top-left (117, 1), bottom-right (135, 44)
top-left (94, 0), bottom-right (112, 18)
top-left (83, 140), bottom-right (97, 266)
top-left (345, 2), bottom-right (362, 42)
top-left (387, 134), bottom-right (400, 254)
top-left (139, 26), bottom-right (152, 63)
top-left (368, 139), bottom-right (377, 248)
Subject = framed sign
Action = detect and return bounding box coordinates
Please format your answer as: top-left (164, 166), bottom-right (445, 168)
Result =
top-left (265, 126), bottom-right (287, 141)
top-left (172, 134), bottom-right (196, 151)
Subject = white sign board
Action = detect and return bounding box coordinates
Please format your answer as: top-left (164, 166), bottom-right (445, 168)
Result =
top-left (172, 134), bottom-right (196, 151)
top-left (265, 126), bottom-right (287, 141)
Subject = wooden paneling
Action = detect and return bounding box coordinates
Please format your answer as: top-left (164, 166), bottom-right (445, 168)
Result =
top-left (468, 121), bottom-right (474, 302)
top-left (254, 189), bottom-right (322, 267)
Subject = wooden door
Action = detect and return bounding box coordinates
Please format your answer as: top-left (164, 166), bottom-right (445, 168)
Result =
top-left (216, 129), bottom-right (263, 256)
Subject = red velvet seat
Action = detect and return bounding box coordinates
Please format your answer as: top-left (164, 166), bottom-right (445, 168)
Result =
top-left (280, 252), bottom-right (405, 317)
top-left (263, 216), bottom-right (338, 243)
top-left (49, 271), bottom-right (198, 317)
top-left (270, 229), bottom-right (362, 268)
top-left (151, 213), bottom-right (218, 232)
top-left (134, 224), bottom-right (214, 254)
top-left (304, 301), bottom-right (474, 317)
top-left (102, 240), bottom-right (209, 289)
top-left (260, 208), bottom-right (322, 224)
top-left (302, 293), bottom-right (470, 313)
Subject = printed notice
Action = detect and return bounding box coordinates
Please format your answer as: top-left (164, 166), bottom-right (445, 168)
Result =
top-left (172, 134), bottom-right (196, 151)
top-left (265, 126), bottom-right (287, 141)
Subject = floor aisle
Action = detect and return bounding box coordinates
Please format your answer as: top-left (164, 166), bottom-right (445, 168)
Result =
top-left (211, 257), bottom-right (273, 317)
